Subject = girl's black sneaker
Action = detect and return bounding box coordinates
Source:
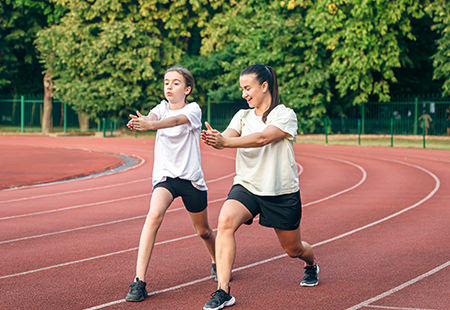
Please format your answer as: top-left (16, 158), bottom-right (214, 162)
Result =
top-left (125, 277), bottom-right (148, 302)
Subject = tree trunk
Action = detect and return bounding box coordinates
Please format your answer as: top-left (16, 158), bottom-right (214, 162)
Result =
top-left (78, 112), bottom-right (90, 132)
top-left (42, 73), bottom-right (53, 134)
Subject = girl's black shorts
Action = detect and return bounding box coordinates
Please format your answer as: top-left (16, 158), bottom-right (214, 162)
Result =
top-left (153, 177), bottom-right (207, 213)
top-left (227, 184), bottom-right (302, 230)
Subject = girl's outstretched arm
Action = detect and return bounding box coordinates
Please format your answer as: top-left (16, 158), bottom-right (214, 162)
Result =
top-left (130, 111), bottom-right (189, 131)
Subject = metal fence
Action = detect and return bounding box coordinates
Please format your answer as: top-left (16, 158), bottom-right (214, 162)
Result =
top-left (1, 95), bottom-right (449, 136)
top-left (321, 99), bottom-right (450, 136)
top-left (0, 96), bottom-right (116, 135)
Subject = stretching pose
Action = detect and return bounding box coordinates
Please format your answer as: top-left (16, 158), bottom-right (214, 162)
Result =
top-left (125, 67), bottom-right (217, 302)
top-left (201, 64), bottom-right (318, 310)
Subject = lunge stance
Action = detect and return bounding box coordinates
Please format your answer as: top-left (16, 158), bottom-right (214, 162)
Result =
top-left (201, 64), bottom-right (319, 310)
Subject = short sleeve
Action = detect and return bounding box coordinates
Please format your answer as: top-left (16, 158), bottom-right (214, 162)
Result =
top-left (226, 109), bottom-right (247, 134)
top-left (182, 102), bottom-right (202, 130)
top-left (149, 100), bottom-right (167, 120)
top-left (266, 105), bottom-right (298, 139)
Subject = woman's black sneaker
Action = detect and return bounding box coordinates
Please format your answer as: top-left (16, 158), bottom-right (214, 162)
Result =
top-left (203, 288), bottom-right (235, 310)
top-left (125, 277), bottom-right (148, 302)
top-left (300, 264), bottom-right (319, 287)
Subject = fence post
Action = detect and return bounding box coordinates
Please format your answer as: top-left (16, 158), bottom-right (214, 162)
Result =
top-left (102, 118), bottom-right (106, 137)
top-left (207, 96), bottom-right (211, 125)
top-left (324, 118), bottom-right (328, 144)
top-left (361, 102), bottom-right (365, 134)
top-left (20, 95), bottom-right (25, 133)
top-left (390, 117), bottom-right (394, 147)
top-left (422, 118), bottom-right (426, 149)
top-left (357, 119), bottom-right (361, 145)
top-left (63, 102), bottom-right (67, 133)
top-left (413, 97), bottom-right (418, 135)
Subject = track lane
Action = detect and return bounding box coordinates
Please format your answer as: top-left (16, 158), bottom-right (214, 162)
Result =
top-left (1, 137), bottom-right (449, 310)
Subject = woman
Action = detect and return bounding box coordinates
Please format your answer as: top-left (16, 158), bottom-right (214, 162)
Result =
top-left (201, 64), bottom-right (318, 310)
top-left (126, 67), bottom-right (217, 302)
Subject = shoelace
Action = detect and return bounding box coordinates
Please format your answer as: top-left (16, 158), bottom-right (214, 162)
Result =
top-left (211, 289), bottom-right (227, 299)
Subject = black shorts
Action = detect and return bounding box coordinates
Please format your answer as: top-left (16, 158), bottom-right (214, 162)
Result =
top-left (153, 177), bottom-right (207, 213)
top-left (227, 184), bottom-right (302, 230)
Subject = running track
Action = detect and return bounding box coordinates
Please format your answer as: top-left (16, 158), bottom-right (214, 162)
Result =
top-left (0, 135), bottom-right (449, 310)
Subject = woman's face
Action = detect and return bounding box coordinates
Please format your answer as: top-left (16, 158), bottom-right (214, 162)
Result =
top-left (164, 71), bottom-right (190, 104)
top-left (239, 73), bottom-right (268, 109)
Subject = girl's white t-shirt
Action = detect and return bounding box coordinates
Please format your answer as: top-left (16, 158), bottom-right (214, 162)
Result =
top-left (149, 100), bottom-right (207, 191)
top-left (227, 104), bottom-right (298, 196)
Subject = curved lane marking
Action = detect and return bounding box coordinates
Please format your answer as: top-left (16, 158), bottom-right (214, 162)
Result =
top-left (81, 157), bottom-right (441, 310)
top-left (0, 157), bottom-right (364, 278)
top-left (346, 259), bottom-right (450, 310)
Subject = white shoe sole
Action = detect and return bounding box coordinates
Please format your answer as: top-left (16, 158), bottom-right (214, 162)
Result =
top-left (203, 296), bottom-right (236, 310)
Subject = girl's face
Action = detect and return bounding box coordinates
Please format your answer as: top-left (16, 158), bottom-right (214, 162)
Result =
top-left (239, 73), bottom-right (268, 109)
top-left (164, 71), bottom-right (191, 104)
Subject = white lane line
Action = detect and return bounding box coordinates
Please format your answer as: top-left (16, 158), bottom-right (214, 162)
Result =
top-left (0, 151), bottom-right (237, 202)
top-left (346, 260), bottom-right (450, 310)
top-left (0, 231), bottom-right (208, 280)
top-left (0, 173), bottom-right (235, 221)
top-left (302, 156), bottom-right (366, 207)
top-left (0, 177), bottom-right (151, 205)
top-left (365, 304), bottom-right (436, 310)
top-left (0, 197), bottom-right (227, 245)
top-left (0, 158), bottom-right (325, 243)
top-left (82, 158), bottom-right (440, 310)
top-left (0, 157), bottom-right (363, 280)
top-left (0, 154), bottom-right (146, 200)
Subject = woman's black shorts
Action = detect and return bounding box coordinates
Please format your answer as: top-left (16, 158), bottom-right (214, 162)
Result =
top-left (227, 184), bottom-right (302, 230)
top-left (153, 177), bottom-right (207, 213)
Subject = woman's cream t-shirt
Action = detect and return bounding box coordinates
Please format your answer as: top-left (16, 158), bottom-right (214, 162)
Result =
top-left (227, 104), bottom-right (298, 196)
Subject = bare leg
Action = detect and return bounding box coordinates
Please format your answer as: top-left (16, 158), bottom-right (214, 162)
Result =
top-left (275, 227), bottom-right (315, 266)
top-left (135, 187), bottom-right (173, 280)
top-left (215, 200), bottom-right (253, 291)
top-left (188, 208), bottom-right (216, 263)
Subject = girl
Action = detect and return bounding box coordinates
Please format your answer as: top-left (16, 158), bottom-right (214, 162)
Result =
top-left (201, 64), bottom-right (318, 310)
top-left (125, 67), bottom-right (217, 302)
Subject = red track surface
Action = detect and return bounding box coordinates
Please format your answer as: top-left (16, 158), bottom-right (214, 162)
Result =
top-left (1, 135), bottom-right (449, 310)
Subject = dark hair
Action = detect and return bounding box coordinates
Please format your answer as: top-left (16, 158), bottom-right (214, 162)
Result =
top-left (165, 66), bottom-right (195, 101)
top-left (241, 64), bottom-right (279, 123)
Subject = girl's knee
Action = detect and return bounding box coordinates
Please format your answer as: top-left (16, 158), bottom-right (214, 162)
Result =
top-left (196, 227), bottom-right (213, 240)
top-left (284, 245), bottom-right (304, 258)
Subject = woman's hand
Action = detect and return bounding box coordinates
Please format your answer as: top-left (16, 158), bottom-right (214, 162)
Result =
top-left (201, 122), bottom-right (225, 149)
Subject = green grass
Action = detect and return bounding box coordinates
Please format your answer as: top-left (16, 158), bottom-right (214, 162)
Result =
top-left (297, 134), bottom-right (450, 150)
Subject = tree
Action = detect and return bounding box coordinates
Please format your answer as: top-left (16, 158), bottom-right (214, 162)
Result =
top-left (35, 0), bottom-right (232, 120)
top-left (0, 0), bottom-right (64, 95)
top-left (426, 0), bottom-right (450, 96)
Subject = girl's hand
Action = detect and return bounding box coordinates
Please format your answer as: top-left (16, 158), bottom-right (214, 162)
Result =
top-left (130, 111), bottom-right (152, 131)
top-left (201, 122), bottom-right (225, 149)
top-left (127, 113), bottom-right (138, 131)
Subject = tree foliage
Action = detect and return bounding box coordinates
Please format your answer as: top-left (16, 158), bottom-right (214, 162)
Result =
top-left (2, 0), bottom-right (449, 131)
top-left (0, 0), bottom-right (64, 94)
top-left (35, 0), bottom-right (231, 119)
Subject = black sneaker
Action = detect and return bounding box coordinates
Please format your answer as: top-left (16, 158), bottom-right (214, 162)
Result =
top-left (300, 264), bottom-right (319, 287)
top-left (203, 288), bottom-right (235, 310)
top-left (125, 277), bottom-right (148, 302)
